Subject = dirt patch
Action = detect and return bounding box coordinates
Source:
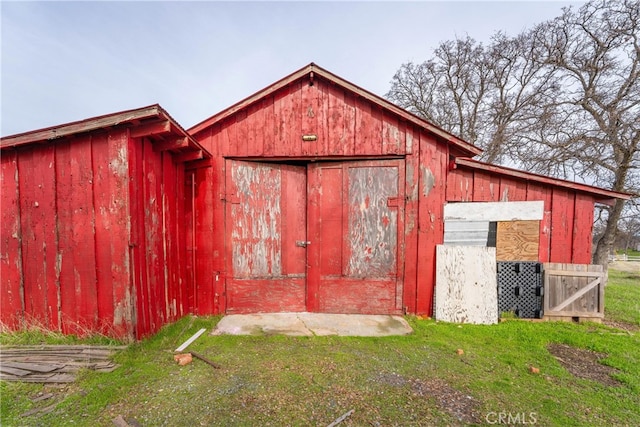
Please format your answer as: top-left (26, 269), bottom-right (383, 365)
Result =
top-left (370, 373), bottom-right (481, 424)
top-left (548, 343), bottom-right (622, 387)
top-left (410, 378), bottom-right (481, 425)
top-left (602, 318), bottom-right (639, 333)
top-left (609, 261), bottom-right (640, 274)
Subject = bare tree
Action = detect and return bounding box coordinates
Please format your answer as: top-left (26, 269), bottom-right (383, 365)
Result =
top-left (386, 0), bottom-right (639, 266)
top-left (529, 0), bottom-right (639, 266)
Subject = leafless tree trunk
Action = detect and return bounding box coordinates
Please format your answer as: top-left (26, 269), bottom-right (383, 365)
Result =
top-left (386, 0), bottom-right (639, 267)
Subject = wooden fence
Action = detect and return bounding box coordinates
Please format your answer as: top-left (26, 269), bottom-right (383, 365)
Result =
top-left (543, 263), bottom-right (604, 322)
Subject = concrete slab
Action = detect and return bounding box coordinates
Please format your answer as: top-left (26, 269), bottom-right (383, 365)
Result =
top-left (211, 313), bottom-right (413, 337)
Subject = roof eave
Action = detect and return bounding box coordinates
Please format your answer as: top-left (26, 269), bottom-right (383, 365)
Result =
top-left (1, 104), bottom-right (211, 160)
top-left (453, 157), bottom-right (632, 203)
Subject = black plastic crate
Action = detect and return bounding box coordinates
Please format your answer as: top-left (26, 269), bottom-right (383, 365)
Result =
top-left (497, 262), bottom-right (544, 319)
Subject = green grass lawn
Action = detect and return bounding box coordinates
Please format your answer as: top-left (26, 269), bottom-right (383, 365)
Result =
top-left (2, 267), bottom-right (639, 426)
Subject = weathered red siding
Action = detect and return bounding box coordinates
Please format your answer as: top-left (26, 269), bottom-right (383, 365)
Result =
top-left (1, 108), bottom-right (207, 340)
top-left (189, 65), bottom-right (628, 318)
top-left (1, 150), bottom-right (23, 329)
top-left (446, 167), bottom-right (601, 266)
top-left (2, 67), bottom-right (628, 332)
top-left (192, 73), bottom-right (459, 316)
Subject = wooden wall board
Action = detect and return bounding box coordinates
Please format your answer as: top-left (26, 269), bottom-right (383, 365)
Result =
top-left (525, 183), bottom-right (552, 263)
top-left (1, 150), bottom-right (23, 328)
top-left (416, 134), bottom-right (448, 315)
top-left (402, 139), bottom-right (420, 313)
top-left (91, 133), bottom-right (116, 334)
top-left (435, 245), bottom-right (498, 324)
top-left (572, 193), bottom-right (594, 264)
top-left (472, 171), bottom-right (500, 202)
top-left (107, 130), bottom-right (133, 337)
top-left (445, 168), bottom-right (474, 202)
top-left (549, 189), bottom-right (575, 263)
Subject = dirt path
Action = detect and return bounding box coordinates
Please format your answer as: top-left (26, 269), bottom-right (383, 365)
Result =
top-left (609, 261), bottom-right (640, 274)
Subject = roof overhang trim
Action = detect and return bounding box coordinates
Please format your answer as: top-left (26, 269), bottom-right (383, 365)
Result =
top-left (1, 104), bottom-right (211, 161)
top-left (453, 157), bottom-right (632, 204)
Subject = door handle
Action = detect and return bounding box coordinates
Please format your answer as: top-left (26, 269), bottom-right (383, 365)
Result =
top-left (296, 241), bottom-right (311, 248)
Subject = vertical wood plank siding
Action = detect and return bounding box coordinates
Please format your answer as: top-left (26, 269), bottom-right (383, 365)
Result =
top-left (206, 79), bottom-right (411, 159)
top-left (194, 77), bottom-right (429, 314)
top-left (446, 169), bottom-right (599, 265)
top-left (1, 129), bottom-right (191, 340)
top-left (1, 150), bottom-right (23, 328)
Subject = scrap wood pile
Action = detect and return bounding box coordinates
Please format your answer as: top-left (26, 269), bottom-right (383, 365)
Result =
top-left (0, 345), bottom-right (127, 383)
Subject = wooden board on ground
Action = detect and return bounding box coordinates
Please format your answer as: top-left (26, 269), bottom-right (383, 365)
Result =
top-left (0, 345), bottom-right (125, 383)
top-left (435, 245), bottom-right (498, 324)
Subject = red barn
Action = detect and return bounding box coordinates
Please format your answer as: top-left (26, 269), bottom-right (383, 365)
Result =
top-left (1, 64), bottom-right (630, 339)
top-left (1, 106), bottom-right (210, 339)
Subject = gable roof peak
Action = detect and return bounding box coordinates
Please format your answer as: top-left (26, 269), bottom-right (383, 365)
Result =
top-left (187, 63), bottom-right (482, 157)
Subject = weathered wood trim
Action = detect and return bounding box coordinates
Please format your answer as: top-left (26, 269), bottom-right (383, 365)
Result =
top-left (2, 105), bottom-right (162, 147)
top-left (174, 150), bottom-right (204, 163)
top-left (454, 157), bottom-right (631, 202)
top-left (129, 120), bottom-right (171, 138)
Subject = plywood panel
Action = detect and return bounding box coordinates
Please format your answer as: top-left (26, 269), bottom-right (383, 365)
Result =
top-left (435, 245), bottom-right (498, 324)
top-left (346, 166), bottom-right (399, 277)
top-left (496, 221), bottom-right (540, 261)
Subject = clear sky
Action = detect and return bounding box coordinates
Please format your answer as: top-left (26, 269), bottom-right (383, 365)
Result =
top-left (1, 1), bottom-right (583, 136)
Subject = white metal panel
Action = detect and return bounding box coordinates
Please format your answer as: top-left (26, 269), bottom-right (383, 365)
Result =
top-left (435, 245), bottom-right (498, 324)
top-left (443, 221), bottom-right (490, 246)
top-left (444, 201), bottom-right (544, 222)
